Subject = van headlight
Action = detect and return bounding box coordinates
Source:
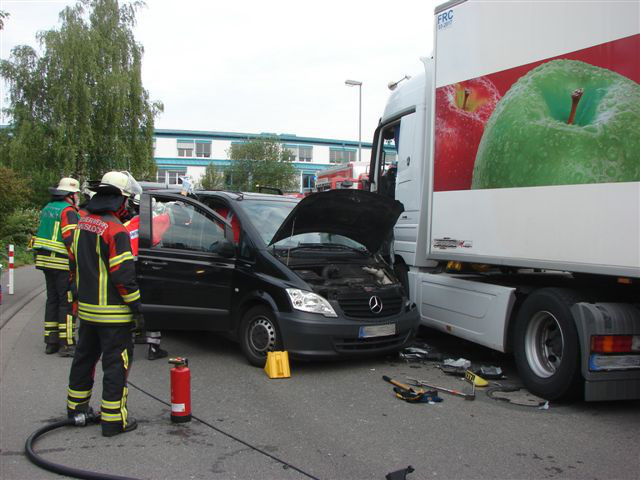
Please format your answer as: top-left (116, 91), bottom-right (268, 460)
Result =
top-left (286, 289), bottom-right (337, 318)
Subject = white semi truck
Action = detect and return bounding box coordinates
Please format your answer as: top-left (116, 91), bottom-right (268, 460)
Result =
top-left (368, 0), bottom-right (640, 401)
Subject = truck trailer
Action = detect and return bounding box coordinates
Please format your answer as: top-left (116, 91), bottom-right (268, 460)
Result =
top-left (368, 0), bottom-right (640, 401)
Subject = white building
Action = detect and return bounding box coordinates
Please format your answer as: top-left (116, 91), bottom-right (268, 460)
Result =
top-left (153, 129), bottom-right (374, 193)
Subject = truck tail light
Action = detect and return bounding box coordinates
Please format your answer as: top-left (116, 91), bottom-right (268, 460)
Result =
top-left (590, 335), bottom-right (640, 354)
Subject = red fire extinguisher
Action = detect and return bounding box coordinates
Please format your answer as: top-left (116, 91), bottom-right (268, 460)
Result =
top-left (169, 357), bottom-right (191, 423)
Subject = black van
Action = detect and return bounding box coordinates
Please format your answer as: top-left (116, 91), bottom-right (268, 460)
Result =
top-left (138, 188), bottom-right (419, 366)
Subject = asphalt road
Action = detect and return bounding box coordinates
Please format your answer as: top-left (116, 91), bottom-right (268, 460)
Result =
top-left (1, 293), bottom-right (639, 480)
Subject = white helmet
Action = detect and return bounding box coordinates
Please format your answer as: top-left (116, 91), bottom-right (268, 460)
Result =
top-left (49, 177), bottom-right (80, 195)
top-left (96, 171), bottom-right (142, 197)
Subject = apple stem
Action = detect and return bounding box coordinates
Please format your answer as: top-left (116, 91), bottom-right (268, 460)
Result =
top-left (567, 88), bottom-right (584, 125)
top-left (462, 88), bottom-right (471, 111)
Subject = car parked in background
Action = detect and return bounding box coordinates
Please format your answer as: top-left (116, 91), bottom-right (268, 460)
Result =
top-left (137, 188), bottom-right (419, 366)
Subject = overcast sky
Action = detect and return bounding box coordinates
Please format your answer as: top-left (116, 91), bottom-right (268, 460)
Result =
top-left (1, 0), bottom-right (437, 142)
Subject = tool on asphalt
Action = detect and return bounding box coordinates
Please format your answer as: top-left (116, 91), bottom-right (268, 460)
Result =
top-left (382, 375), bottom-right (441, 403)
top-left (393, 387), bottom-right (442, 403)
top-left (406, 377), bottom-right (476, 400)
top-left (465, 370), bottom-right (489, 387)
top-left (264, 350), bottom-right (291, 379)
top-left (386, 465), bottom-right (415, 480)
top-left (169, 357), bottom-right (192, 423)
top-left (476, 366), bottom-right (504, 379)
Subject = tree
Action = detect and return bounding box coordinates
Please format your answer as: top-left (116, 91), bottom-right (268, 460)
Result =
top-left (226, 137), bottom-right (298, 192)
top-left (199, 163), bottom-right (226, 191)
top-left (0, 0), bottom-right (162, 207)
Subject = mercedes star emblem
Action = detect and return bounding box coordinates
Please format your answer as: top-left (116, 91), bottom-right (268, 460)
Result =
top-left (369, 296), bottom-right (383, 314)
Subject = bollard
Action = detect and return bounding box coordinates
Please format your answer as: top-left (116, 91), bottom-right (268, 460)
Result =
top-left (8, 244), bottom-right (14, 295)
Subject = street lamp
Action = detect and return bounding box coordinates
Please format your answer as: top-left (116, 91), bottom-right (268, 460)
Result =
top-left (345, 79), bottom-right (362, 163)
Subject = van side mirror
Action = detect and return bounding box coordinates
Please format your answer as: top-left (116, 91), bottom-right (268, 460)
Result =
top-left (214, 239), bottom-right (236, 258)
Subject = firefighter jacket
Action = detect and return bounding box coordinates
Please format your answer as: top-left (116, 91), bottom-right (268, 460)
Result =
top-left (123, 216), bottom-right (139, 257)
top-left (70, 212), bottom-right (141, 325)
top-left (33, 200), bottom-right (79, 271)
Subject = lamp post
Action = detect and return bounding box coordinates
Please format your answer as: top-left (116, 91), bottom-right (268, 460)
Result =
top-left (345, 79), bottom-right (362, 163)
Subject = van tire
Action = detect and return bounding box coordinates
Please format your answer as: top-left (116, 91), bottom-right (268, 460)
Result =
top-left (240, 306), bottom-right (282, 367)
top-left (513, 288), bottom-right (583, 401)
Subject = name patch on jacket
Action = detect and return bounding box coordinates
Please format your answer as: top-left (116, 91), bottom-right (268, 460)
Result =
top-left (78, 217), bottom-right (108, 236)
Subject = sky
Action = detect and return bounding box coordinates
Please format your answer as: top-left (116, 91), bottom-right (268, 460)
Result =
top-left (0, 0), bottom-right (437, 142)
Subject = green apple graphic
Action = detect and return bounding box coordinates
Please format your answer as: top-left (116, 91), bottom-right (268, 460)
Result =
top-left (472, 59), bottom-right (640, 189)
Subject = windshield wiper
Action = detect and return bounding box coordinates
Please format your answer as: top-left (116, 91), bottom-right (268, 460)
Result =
top-left (297, 243), bottom-right (368, 254)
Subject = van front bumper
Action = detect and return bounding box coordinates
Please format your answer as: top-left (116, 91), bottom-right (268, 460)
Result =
top-left (274, 306), bottom-right (420, 359)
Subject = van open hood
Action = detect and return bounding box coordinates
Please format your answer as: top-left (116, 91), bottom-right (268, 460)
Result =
top-left (269, 189), bottom-right (404, 253)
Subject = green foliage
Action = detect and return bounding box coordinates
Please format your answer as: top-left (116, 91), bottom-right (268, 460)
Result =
top-left (0, 166), bottom-right (32, 219)
top-left (0, 0), bottom-right (162, 207)
top-left (199, 163), bottom-right (226, 191)
top-left (0, 207), bottom-right (39, 247)
top-left (226, 137), bottom-right (298, 192)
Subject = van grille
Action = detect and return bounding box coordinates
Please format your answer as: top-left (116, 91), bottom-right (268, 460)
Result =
top-left (333, 330), bottom-right (412, 353)
top-left (338, 292), bottom-right (403, 318)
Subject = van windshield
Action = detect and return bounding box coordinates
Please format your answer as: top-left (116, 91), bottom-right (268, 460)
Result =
top-left (241, 199), bottom-right (366, 251)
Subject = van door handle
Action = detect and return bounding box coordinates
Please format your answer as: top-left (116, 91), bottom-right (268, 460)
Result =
top-left (142, 260), bottom-right (168, 267)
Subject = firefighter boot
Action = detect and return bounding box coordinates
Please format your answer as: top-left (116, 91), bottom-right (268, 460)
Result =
top-left (59, 345), bottom-right (76, 357)
top-left (45, 344), bottom-right (59, 355)
top-left (102, 417), bottom-right (138, 437)
top-left (148, 344), bottom-right (168, 361)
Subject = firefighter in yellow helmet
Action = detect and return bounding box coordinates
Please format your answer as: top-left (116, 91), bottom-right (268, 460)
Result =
top-left (65, 171), bottom-right (143, 437)
top-left (33, 177), bottom-right (80, 356)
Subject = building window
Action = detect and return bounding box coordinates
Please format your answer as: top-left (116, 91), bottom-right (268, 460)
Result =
top-left (177, 139), bottom-right (194, 157)
top-left (196, 141), bottom-right (211, 158)
top-left (284, 144), bottom-right (313, 162)
top-left (330, 148), bottom-right (356, 163)
top-left (285, 147), bottom-right (297, 161)
top-left (299, 146), bottom-right (312, 162)
top-left (157, 169), bottom-right (187, 184)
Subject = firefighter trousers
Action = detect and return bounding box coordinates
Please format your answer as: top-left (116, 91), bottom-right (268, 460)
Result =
top-left (67, 321), bottom-right (134, 434)
top-left (43, 269), bottom-right (74, 346)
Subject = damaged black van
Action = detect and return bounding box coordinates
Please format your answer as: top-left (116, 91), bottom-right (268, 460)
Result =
top-left (137, 188), bottom-right (419, 366)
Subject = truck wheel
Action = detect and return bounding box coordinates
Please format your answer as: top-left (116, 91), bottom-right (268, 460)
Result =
top-left (513, 288), bottom-right (583, 401)
top-left (240, 306), bottom-right (282, 367)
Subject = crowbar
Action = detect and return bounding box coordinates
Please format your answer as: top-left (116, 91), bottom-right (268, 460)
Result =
top-left (406, 377), bottom-right (475, 400)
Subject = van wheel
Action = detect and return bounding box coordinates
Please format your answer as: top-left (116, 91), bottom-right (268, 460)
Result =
top-left (513, 288), bottom-right (583, 401)
top-left (240, 306), bottom-right (282, 367)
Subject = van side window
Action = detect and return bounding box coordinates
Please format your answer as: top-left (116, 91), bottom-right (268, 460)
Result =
top-left (151, 198), bottom-right (224, 252)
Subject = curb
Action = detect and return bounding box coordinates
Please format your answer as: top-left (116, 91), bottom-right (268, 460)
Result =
top-left (0, 285), bottom-right (46, 329)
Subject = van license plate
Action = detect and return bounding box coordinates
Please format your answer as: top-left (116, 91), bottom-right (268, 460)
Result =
top-left (359, 324), bottom-right (396, 338)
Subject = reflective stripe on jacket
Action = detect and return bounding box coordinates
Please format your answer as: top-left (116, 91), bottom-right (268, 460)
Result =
top-left (70, 212), bottom-right (141, 325)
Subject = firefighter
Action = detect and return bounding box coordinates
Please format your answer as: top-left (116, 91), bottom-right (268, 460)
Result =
top-left (66, 171), bottom-right (142, 437)
top-left (123, 194), bottom-right (168, 360)
top-left (33, 177), bottom-right (80, 356)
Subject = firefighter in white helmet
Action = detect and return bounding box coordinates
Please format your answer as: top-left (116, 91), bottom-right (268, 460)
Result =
top-left (33, 177), bottom-right (81, 356)
top-left (65, 171), bottom-right (143, 437)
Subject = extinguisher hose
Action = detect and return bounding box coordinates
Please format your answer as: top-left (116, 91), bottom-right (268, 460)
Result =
top-left (25, 413), bottom-right (139, 480)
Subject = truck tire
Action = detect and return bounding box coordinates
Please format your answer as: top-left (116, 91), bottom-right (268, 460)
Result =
top-left (513, 288), bottom-right (583, 401)
top-left (240, 306), bottom-right (283, 367)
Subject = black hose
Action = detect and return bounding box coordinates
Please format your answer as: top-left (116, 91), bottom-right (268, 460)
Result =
top-left (25, 417), bottom-right (139, 480)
